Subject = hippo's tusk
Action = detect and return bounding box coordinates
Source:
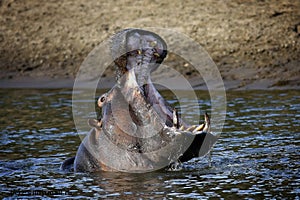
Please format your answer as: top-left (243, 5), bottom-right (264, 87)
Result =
top-left (193, 124), bottom-right (205, 133)
top-left (203, 113), bottom-right (210, 133)
top-left (186, 125), bottom-right (197, 132)
top-left (172, 109), bottom-right (179, 129)
top-left (88, 118), bottom-right (102, 129)
top-left (153, 52), bottom-right (160, 57)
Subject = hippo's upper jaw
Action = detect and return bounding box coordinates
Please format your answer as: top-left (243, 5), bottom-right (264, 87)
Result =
top-left (111, 29), bottom-right (167, 86)
top-left (61, 29), bottom-right (217, 173)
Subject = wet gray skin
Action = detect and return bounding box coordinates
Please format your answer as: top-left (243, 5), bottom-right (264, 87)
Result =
top-left (61, 29), bottom-right (217, 173)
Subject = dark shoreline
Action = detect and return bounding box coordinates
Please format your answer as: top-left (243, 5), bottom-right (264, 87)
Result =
top-left (0, 77), bottom-right (299, 90)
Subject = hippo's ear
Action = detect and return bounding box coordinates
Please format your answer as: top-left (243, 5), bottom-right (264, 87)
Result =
top-left (87, 119), bottom-right (102, 130)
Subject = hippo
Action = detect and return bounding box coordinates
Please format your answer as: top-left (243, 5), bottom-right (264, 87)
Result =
top-left (61, 29), bottom-right (218, 173)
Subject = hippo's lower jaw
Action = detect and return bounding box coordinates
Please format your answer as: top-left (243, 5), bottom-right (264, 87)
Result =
top-left (60, 29), bottom-right (218, 173)
top-left (61, 114), bottom-right (214, 173)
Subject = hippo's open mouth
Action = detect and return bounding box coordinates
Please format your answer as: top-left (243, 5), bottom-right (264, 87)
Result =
top-left (61, 29), bottom-right (218, 173)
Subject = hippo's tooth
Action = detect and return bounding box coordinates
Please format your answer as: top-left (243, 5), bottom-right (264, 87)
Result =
top-left (193, 124), bottom-right (205, 133)
top-left (173, 109), bottom-right (179, 129)
top-left (98, 119), bottom-right (103, 128)
top-left (186, 125), bottom-right (197, 132)
top-left (150, 41), bottom-right (157, 47)
top-left (179, 125), bottom-right (185, 131)
top-left (88, 118), bottom-right (102, 129)
top-left (203, 113), bottom-right (210, 132)
top-left (137, 49), bottom-right (142, 55)
top-left (153, 52), bottom-right (160, 57)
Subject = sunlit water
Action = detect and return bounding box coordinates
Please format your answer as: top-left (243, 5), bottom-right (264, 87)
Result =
top-left (0, 89), bottom-right (299, 199)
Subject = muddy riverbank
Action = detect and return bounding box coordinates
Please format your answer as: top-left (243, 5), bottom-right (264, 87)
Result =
top-left (0, 0), bottom-right (299, 89)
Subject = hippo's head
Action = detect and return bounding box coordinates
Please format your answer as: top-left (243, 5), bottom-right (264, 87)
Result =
top-left (61, 29), bottom-right (217, 173)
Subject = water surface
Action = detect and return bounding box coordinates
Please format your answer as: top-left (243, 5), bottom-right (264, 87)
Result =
top-left (0, 89), bottom-right (299, 199)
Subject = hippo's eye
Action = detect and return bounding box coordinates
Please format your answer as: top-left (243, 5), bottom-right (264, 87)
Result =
top-left (97, 94), bottom-right (106, 108)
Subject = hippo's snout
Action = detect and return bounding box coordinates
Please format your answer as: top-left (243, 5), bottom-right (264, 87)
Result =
top-left (112, 29), bottom-right (167, 88)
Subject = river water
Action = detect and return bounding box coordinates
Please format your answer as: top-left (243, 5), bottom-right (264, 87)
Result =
top-left (0, 89), bottom-right (299, 199)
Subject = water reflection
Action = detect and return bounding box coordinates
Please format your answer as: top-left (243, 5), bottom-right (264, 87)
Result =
top-left (0, 89), bottom-right (299, 199)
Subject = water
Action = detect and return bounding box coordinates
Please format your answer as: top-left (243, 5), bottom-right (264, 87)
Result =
top-left (0, 89), bottom-right (299, 199)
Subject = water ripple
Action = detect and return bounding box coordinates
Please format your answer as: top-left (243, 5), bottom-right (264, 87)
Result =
top-left (0, 89), bottom-right (299, 199)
